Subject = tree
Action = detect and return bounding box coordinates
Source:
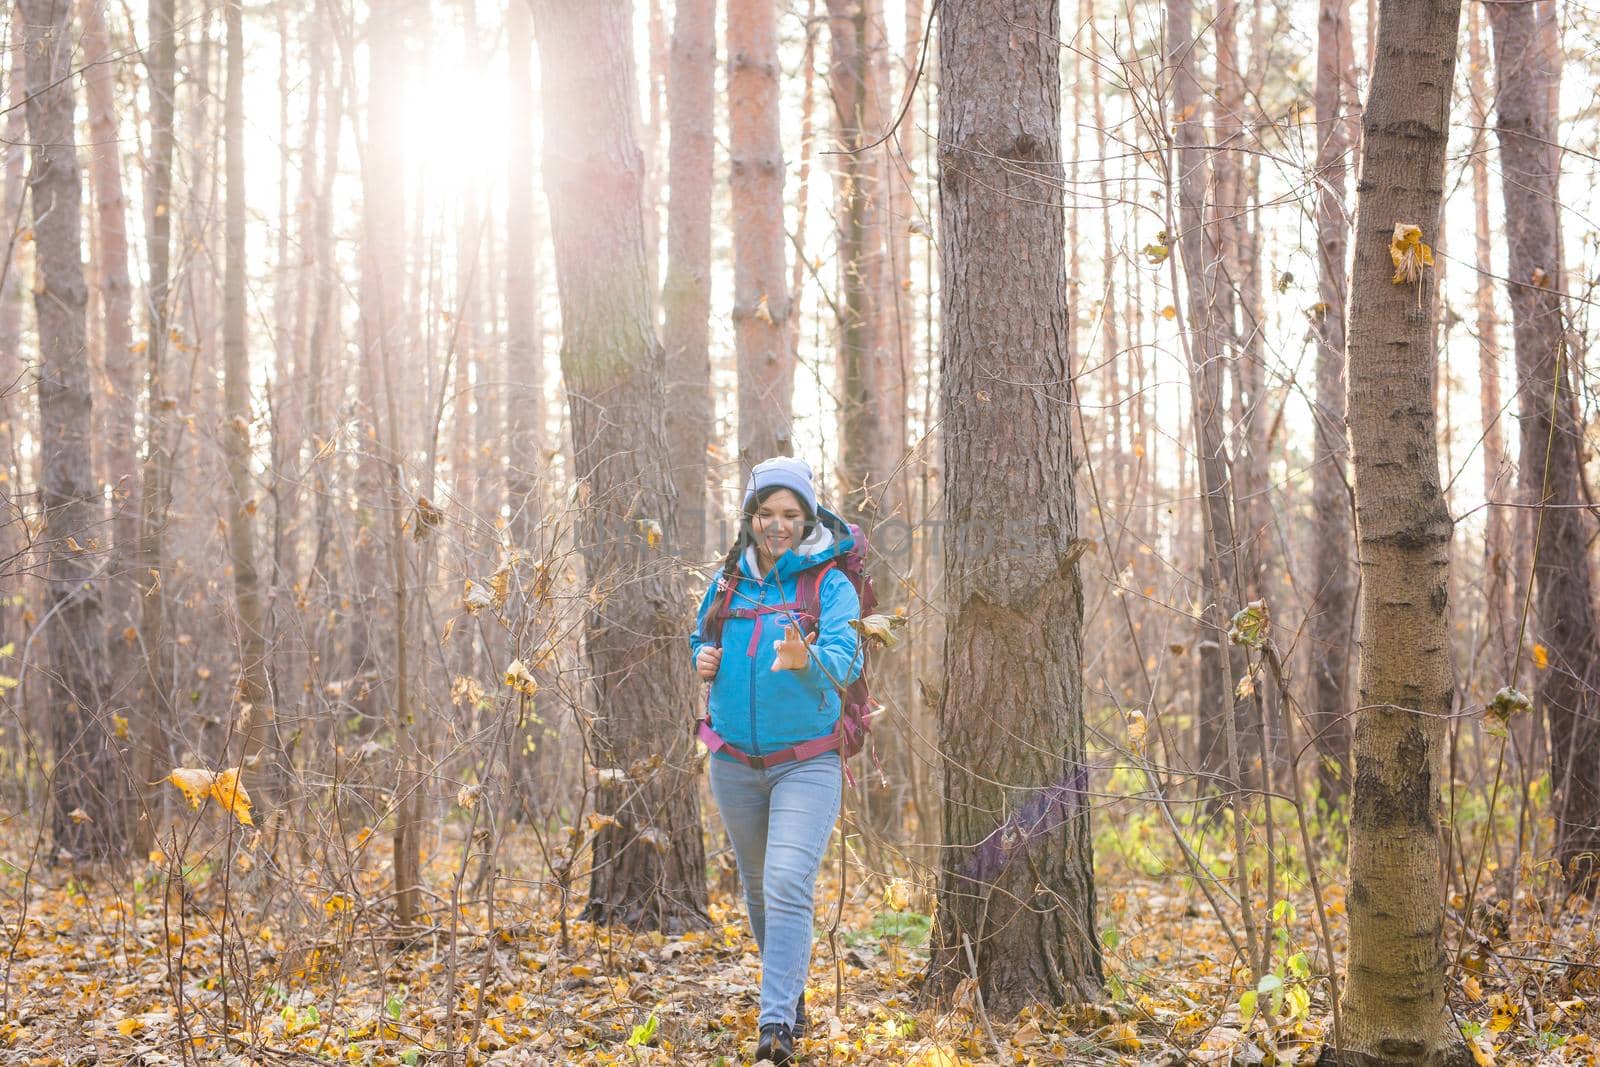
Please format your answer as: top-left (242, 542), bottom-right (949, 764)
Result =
top-left (1489, 0), bottom-right (1600, 893)
top-left (222, 0), bottom-right (273, 781)
top-left (1308, 0), bottom-right (1357, 803)
top-left (727, 0), bottom-right (795, 467)
top-left (925, 0), bottom-right (1101, 1016)
top-left (1331, 0), bottom-right (1470, 1060)
top-left (506, 0), bottom-right (543, 548)
top-left (21, 0), bottom-right (130, 859)
top-left (661, 0), bottom-right (715, 556)
top-left (531, 0), bottom-right (710, 933)
top-left (1166, 0), bottom-right (1248, 793)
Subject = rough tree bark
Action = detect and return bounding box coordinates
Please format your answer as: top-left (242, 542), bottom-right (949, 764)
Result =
top-left (1309, 0), bottom-right (1356, 804)
top-left (727, 0), bottom-right (795, 467)
top-left (925, 0), bottom-right (1102, 1016)
top-left (22, 0), bottom-right (129, 859)
top-left (532, 0), bottom-right (710, 933)
top-left (661, 0), bottom-right (715, 556)
top-left (1326, 0), bottom-right (1470, 1061)
top-left (1489, 0), bottom-right (1600, 893)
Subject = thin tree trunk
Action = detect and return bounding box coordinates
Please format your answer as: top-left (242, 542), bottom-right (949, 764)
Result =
top-left (80, 0), bottom-right (138, 610)
top-left (506, 0), bottom-right (543, 549)
top-left (1467, 3), bottom-right (1513, 682)
top-left (135, 0), bottom-right (179, 857)
top-left (222, 0), bottom-right (273, 784)
top-left (1167, 0), bottom-right (1245, 791)
top-left (728, 0), bottom-right (795, 467)
top-left (22, 0), bottom-right (128, 859)
top-left (661, 0), bottom-right (715, 557)
top-left (827, 0), bottom-right (884, 526)
top-left (925, 0), bottom-right (1101, 1016)
top-left (1309, 0), bottom-right (1356, 804)
top-left (1489, 0), bottom-right (1600, 893)
top-left (1329, 0), bottom-right (1469, 1060)
top-left (532, 0), bottom-right (710, 933)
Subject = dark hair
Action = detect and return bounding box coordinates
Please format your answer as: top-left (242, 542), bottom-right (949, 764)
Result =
top-left (720, 485), bottom-right (817, 577)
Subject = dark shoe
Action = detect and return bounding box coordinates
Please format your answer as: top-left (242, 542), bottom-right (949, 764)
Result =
top-left (791, 990), bottom-right (806, 1040)
top-left (755, 1022), bottom-right (794, 1065)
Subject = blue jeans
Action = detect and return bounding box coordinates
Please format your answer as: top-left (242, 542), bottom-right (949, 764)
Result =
top-left (708, 750), bottom-right (842, 1028)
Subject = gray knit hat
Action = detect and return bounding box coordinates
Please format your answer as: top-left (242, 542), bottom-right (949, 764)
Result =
top-left (742, 456), bottom-right (818, 516)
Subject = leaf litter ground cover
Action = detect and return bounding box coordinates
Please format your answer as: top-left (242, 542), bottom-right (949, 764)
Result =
top-left (1, 821), bottom-right (1597, 1065)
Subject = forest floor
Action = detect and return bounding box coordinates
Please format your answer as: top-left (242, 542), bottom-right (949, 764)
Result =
top-left (1, 812), bottom-right (1597, 1066)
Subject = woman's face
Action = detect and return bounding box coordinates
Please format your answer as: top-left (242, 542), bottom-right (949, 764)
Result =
top-left (751, 489), bottom-right (807, 559)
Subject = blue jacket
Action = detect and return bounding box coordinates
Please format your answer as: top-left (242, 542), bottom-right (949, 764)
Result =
top-left (689, 507), bottom-right (864, 761)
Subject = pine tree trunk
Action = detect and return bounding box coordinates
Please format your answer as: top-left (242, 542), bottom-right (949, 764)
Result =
top-left (1329, 1), bottom-right (1470, 1061)
top-left (1309, 0), bottom-right (1356, 804)
top-left (532, 0), bottom-right (710, 933)
top-left (22, 0), bottom-right (129, 860)
top-left (661, 0), bottom-right (715, 556)
top-left (925, 0), bottom-right (1101, 1016)
top-left (1488, 0), bottom-right (1600, 893)
top-left (727, 0), bottom-right (795, 467)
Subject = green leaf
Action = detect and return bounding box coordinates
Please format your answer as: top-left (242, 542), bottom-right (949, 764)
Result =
top-left (1101, 928), bottom-right (1121, 950)
top-left (401, 1051), bottom-right (420, 1066)
top-left (1240, 989), bottom-right (1258, 1022)
top-left (1288, 952), bottom-right (1310, 979)
top-left (386, 993), bottom-right (405, 1021)
top-left (1256, 973), bottom-right (1284, 995)
top-left (628, 1013), bottom-right (659, 1047)
top-left (1286, 983), bottom-right (1311, 1020)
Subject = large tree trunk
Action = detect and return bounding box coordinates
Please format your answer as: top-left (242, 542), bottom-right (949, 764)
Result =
top-left (1330, 0), bottom-right (1469, 1061)
top-left (660, 0), bottom-right (714, 556)
top-left (1489, 0), bottom-right (1600, 894)
top-left (532, 0), bottom-right (709, 934)
top-left (1166, 0), bottom-right (1246, 792)
top-left (22, 0), bottom-right (129, 860)
top-left (222, 0), bottom-right (273, 782)
top-left (727, 0), bottom-right (795, 467)
top-left (925, 0), bottom-right (1101, 1017)
top-left (1309, 0), bottom-right (1357, 805)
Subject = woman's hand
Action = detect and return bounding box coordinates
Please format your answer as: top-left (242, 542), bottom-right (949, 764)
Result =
top-left (771, 623), bottom-right (816, 671)
top-left (696, 646), bottom-right (723, 680)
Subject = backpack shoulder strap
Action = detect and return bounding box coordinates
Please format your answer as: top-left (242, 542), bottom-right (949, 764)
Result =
top-left (795, 561), bottom-right (838, 634)
top-left (703, 574), bottom-right (739, 647)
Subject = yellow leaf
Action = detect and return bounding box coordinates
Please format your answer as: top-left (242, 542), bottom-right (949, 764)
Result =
top-left (113, 714), bottom-right (129, 739)
top-left (1487, 993), bottom-right (1516, 1033)
top-left (116, 1017), bottom-right (142, 1037)
top-left (209, 767), bottom-right (254, 826)
top-left (1532, 643), bottom-right (1549, 670)
top-left (1127, 710), bottom-right (1148, 755)
top-left (323, 893), bottom-right (353, 917)
top-left (1463, 974), bottom-right (1483, 1001)
top-left (504, 658), bottom-right (537, 696)
top-left (1160, 305), bottom-right (1177, 321)
top-left (1389, 223), bottom-right (1434, 285)
top-left (166, 768), bottom-right (217, 809)
top-left (587, 813), bottom-right (620, 832)
top-left (1470, 1035), bottom-right (1495, 1066)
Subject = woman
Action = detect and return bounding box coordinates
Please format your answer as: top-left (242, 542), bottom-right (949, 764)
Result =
top-left (689, 456), bottom-right (863, 1065)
